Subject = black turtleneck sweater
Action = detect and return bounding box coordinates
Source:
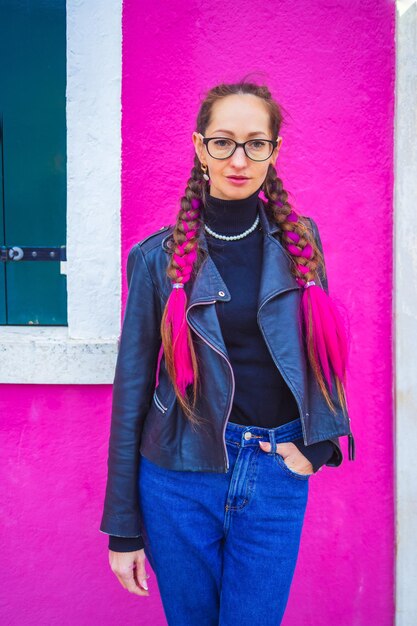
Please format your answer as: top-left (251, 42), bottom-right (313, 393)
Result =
top-left (108, 187), bottom-right (336, 553)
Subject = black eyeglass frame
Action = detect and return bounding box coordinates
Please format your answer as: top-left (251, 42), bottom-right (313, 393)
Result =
top-left (198, 133), bottom-right (278, 162)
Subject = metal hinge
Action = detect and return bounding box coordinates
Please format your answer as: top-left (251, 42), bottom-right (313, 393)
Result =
top-left (0, 245), bottom-right (67, 262)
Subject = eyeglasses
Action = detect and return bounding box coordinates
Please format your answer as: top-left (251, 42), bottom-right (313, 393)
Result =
top-left (199, 132), bottom-right (277, 162)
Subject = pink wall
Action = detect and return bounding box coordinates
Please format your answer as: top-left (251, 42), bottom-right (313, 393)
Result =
top-left (0, 0), bottom-right (395, 624)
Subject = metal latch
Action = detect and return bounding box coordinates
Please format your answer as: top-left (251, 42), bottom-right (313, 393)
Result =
top-left (0, 246), bottom-right (67, 262)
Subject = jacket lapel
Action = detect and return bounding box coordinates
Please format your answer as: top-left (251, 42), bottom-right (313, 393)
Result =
top-left (255, 200), bottom-right (307, 414)
top-left (256, 199), bottom-right (300, 305)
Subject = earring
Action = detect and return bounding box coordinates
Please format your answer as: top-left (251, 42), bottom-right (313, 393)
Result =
top-left (201, 163), bottom-right (210, 181)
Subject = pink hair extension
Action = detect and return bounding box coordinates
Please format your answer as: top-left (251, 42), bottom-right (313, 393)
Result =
top-left (283, 209), bottom-right (348, 394)
top-left (259, 189), bottom-right (283, 207)
top-left (154, 342), bottom-right (164, 388)
top-left (156, 197), bottom-right (201, 397)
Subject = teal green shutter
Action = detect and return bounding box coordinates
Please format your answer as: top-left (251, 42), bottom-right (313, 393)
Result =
top-left (0, 0), bottom-right (67, 325)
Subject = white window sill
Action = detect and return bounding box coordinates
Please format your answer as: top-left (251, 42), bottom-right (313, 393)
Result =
top-left (0, 327), bottom-right (118, 384)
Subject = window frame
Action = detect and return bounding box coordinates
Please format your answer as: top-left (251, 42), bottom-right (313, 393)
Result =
top-left (0, 0), bottom-right (122, 384)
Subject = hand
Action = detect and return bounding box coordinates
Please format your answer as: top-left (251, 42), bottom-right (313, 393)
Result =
top-left (259, 441), bottom-right (315, 475)
top-left (109, 548), bottom-right (150, 596)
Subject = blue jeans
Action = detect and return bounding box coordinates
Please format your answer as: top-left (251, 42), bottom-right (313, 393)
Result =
top-left (138, 417), bottom-right (310, 626)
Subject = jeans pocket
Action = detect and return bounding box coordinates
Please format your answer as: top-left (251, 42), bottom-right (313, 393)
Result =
top-left (273, 453), bottom-right (311, 480)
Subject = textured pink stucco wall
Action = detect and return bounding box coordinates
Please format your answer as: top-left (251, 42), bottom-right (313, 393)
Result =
top-left (0, 1), bottom-right (395, 624)
top-left (120, 0), bottom-right (395, 621)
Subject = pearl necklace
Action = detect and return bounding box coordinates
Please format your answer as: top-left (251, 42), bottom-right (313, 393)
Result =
top-left (204, 213), bottom-right (260, 241)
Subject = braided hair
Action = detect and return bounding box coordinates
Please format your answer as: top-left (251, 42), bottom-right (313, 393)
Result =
top-left (158, 80), bottom-right (349, 425)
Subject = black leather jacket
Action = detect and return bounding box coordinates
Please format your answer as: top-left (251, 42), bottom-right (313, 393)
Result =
top-left (100, 199), bottom-right (353, 538)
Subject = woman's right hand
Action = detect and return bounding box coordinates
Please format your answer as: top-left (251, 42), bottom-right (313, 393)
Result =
top-left (109, 548), bottom-right (150, 596)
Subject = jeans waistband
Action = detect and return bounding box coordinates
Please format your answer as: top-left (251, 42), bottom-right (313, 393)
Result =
top-left (225, 417), bottom-right (304, 448)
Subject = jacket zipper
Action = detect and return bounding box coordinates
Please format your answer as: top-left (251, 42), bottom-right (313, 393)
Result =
top-left (153, 389), bottom-right (168, 413)
top-left (186, 300), bottom-right (233, 472)
top-left (348, 417), bottom-right (355, 460)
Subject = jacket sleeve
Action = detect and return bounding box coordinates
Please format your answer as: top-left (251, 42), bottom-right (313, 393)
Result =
top-left (306, 216), bottom-right (343, 469)
top-left (100, 243), bottom-right (161, 539)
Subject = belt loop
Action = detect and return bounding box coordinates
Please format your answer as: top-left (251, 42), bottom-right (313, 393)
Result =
top-left (269, 429), bottom-right (276, 455)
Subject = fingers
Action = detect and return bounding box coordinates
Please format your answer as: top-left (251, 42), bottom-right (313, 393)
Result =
top-left (258, 441), bottom-right (293, 454)
top-left (134, 556), bottom-right (151, 593)
top-left (259, 441), bottom-right (271, 452)
top-left (121, 564), bottom-right (150, 596)
top-left (109, 549), bottom-right (151, 596)
top-left (258, 440), bottom-right (314, 475)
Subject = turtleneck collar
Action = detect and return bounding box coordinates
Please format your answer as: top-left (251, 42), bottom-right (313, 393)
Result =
top-left (202, 186), bottom-right (262, 236)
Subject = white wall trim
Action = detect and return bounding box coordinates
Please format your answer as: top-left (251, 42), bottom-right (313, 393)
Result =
top-left (395, 2), bottom-right (417, 624)
top-left (0, 0), bottom-right (122, 384)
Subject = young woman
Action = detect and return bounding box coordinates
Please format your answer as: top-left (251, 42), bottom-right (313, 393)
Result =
top-left (100, 79), bottom-right (355, 625)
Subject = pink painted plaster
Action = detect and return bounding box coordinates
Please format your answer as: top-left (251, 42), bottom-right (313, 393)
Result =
top-left (0, 0), bottom-right (395, 624)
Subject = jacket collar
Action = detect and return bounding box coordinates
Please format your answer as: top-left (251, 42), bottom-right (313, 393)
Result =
top-left (163, 198), bottom-right (300, 309)
top-left (162, 198), bottom-right (300, 309)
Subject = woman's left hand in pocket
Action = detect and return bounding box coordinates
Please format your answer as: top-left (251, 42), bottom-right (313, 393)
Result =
top-left (259, 441), bottom-right (315, 475)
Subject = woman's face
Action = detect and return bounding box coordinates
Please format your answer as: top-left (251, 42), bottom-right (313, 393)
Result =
top-left (192, 94), bottom-right (283, 201)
